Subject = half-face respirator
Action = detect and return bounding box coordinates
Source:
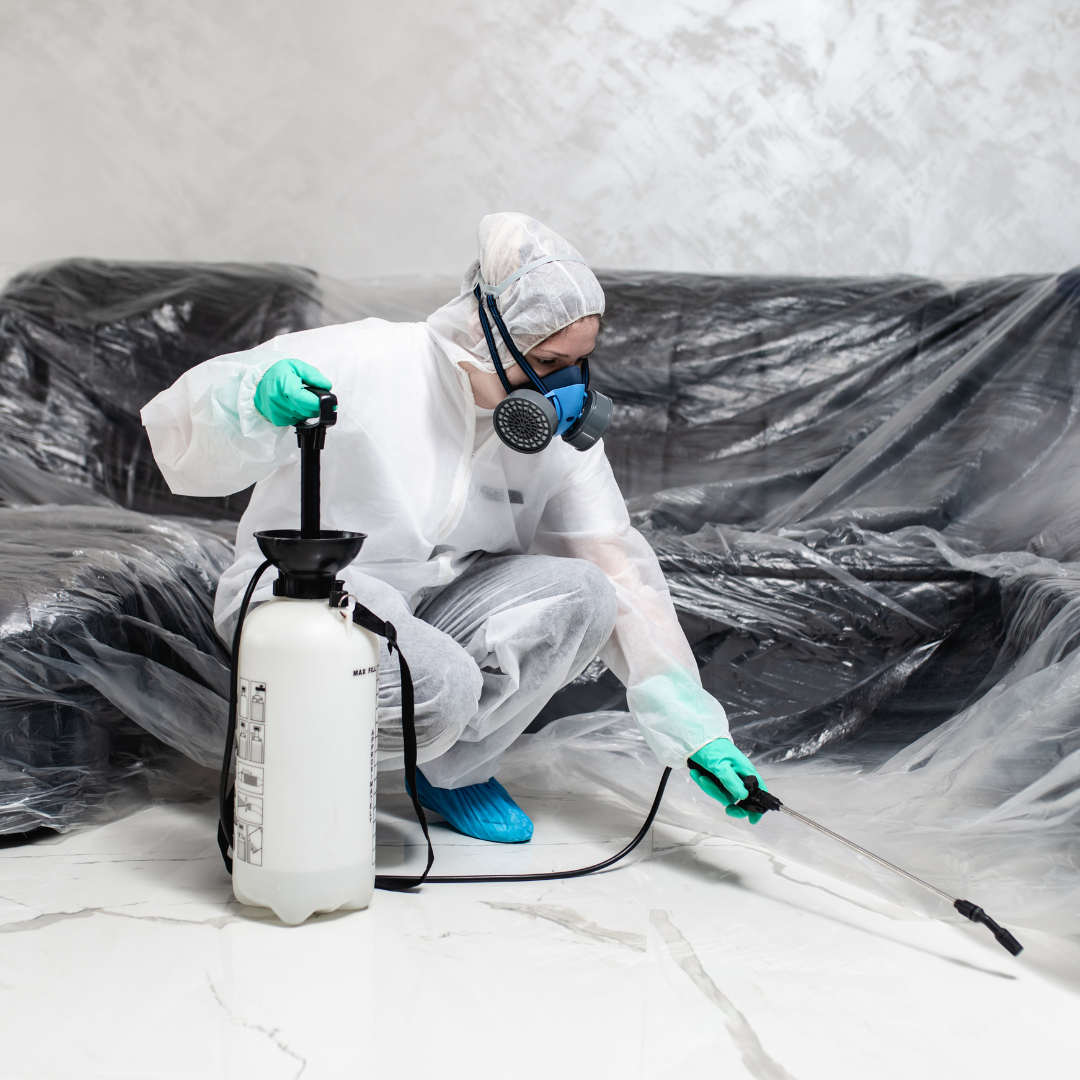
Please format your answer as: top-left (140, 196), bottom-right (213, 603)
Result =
top-left (473, 257), bottom-right (613, 454)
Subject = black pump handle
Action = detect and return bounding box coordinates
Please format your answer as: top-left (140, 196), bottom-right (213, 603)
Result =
top-left (687, 763), bottom-right (783, 815)
top-left (296, 386), bottom-right (337, 538)
top-left (299, 384), bottom-right (337, 429)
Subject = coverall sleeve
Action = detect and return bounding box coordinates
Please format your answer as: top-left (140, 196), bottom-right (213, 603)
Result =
top-left (534, 447), bottom-right (730, 767)
top-left (140, 347), bottom-right (296, 496)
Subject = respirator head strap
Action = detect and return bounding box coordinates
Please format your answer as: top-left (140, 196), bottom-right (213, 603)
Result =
top-left (474, 284), bottom-right (548, 395)
top-left (474, 252), bottom-right (592, 393)
top-left (472, 284), bottom-right (516, 396)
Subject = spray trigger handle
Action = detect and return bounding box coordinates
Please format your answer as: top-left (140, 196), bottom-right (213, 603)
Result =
top-left (688, 763), bottom-right (782, 814)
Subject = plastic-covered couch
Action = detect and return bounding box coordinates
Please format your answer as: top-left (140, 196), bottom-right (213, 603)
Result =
top-left (0, 260), bottom-right (317, 831)
top-left (2, 259), bottom-right (1078, 930)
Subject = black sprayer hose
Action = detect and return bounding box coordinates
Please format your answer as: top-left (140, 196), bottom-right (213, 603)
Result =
top-left (394, 767), bottom-right (671, 886)
top-left (347, 599), bottom-right (670, 888)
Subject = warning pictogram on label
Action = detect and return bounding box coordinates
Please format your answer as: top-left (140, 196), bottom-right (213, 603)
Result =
top-left (237, 720), bottom-right (265, 763)
top-left (237, 762), bottom-right (264, 796)
top-left (236, 791), bottom-right (263, 825)
top-left (250, 683), bottom-right (266, 723)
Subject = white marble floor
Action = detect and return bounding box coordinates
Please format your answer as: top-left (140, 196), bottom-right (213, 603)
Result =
top-left (1, 786), bottom-right (1076, 1080)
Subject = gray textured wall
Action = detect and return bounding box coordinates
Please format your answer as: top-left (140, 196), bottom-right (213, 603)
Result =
top-left (3, 0), bottom-right (1077, 278)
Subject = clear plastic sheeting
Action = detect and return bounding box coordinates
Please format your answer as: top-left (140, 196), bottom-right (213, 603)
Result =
top-left (650, 524), bottom-right (1003, 761)
top-left (1, 257), bottom-right (1079, 934)
top-left (316, 274), bottom-right (458, 327)
top-left (597, 271), bottom-right (1080, 557)
top-left (0, 259), bottom-right (323, 833)
top-left (499, 692), bottom-right (1080, 934)
top-left (513, 268), bottom-right (1080, 934)
top-left (0, 505), bottom-right (231, 831)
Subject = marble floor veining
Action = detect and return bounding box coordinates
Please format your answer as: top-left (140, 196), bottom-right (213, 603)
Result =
top-left (0, 786), bottom-right (1076, 1080)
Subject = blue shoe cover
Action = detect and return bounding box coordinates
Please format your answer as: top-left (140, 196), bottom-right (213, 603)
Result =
top-left (408, 770), bottom-right (534, 843)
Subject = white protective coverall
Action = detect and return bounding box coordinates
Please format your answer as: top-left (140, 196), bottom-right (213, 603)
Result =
top-left (141, 213), bottom-right (730, 786)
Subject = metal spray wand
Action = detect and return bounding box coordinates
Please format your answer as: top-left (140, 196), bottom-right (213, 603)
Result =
top-left (688, 764), bottom-right (1024, 957)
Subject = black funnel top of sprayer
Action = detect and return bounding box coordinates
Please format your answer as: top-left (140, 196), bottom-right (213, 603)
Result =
top-left (254, 386), bottom-right (366, 599)
top-left (255, 529), bottom-right (366, 598)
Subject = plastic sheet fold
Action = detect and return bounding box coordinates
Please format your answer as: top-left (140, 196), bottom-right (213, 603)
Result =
top-left (0, 504), bottom-right (232, 831)
top-left (0, 258), bottom-right (320, 519)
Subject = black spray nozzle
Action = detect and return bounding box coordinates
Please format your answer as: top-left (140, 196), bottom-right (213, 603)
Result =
top-left (954, 900), bottom-right (1024, 956)
top-left (687, 763), bottom-right (783, 815)
top-left (736, 774), bottom-right (784, 814)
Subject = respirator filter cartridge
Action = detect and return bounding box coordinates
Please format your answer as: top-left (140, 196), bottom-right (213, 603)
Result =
top-left (493, 390), bottom-right (559, 454)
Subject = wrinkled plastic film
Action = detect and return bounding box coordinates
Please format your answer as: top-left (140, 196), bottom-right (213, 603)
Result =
top-left (0, 258), bottom-right (320, 519)
top-left (0, 505), bottom-right (232, 830)
top-left (0, 260), bottom-right (459, 833)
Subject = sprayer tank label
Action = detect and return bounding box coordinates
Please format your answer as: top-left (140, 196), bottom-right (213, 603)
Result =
top-left (237, 720), bottom-right (265, 763)
top-left (236, 677), bottom-right (268, 865)
top-left (237, 763), bottom-right (264, 796)
top-left (238, 680), bottom-right (267, 721)
top-left (369, 726), bottom-right (378, 865)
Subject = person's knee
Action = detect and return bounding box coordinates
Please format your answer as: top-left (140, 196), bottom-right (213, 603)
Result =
top-left (411, 632), bottom-right (483, 738)
top-left (408, 647), bottom-right (481, 765)
top-left (557, 558), bottom-right (617, 644)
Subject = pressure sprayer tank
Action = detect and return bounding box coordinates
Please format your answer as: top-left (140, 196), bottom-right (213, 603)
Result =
top-left (228, 391), bottom-right (380, 925)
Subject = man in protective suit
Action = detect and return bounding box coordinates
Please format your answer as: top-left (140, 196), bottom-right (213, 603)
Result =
top-left (142, 212), bottom-right (766, 843)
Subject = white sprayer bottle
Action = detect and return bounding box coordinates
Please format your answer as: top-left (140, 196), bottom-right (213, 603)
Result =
top-left (224, 389), bottom-right (380, 925)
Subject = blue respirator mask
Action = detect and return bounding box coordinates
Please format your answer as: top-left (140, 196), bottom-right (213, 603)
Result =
top-left (473, 261), bottom-right (613, 454)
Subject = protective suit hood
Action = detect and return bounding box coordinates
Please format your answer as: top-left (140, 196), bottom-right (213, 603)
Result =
top-left (427, 212), bottom-right (605, 374)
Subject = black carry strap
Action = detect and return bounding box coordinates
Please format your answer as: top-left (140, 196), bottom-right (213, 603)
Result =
top-left (349, 604), bottom-right (435, 891)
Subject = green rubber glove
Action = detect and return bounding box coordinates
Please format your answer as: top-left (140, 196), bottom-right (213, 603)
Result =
top-left (254, 359), bottom-right (333, 427)
top-left (689, 738), bottom-right (768, 824)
